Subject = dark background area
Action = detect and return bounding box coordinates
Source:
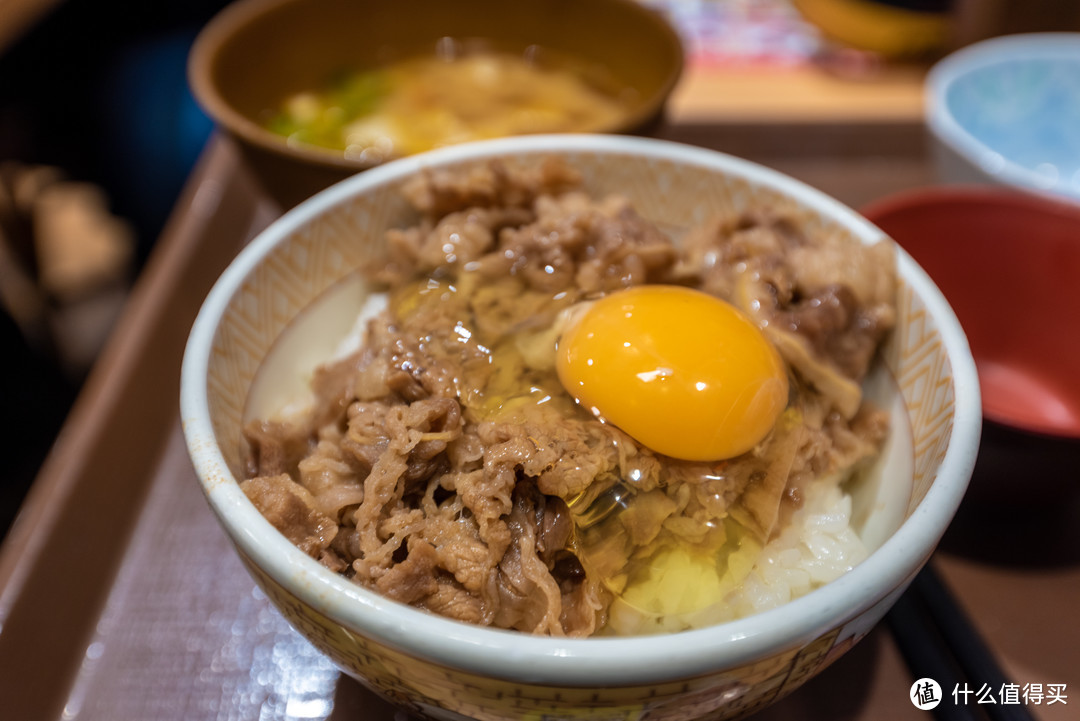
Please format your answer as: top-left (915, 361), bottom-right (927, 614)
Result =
top-left (0, 0), bottom-right (228, 539)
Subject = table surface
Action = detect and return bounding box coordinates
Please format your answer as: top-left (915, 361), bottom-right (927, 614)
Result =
top-left (1, 95), bottom-right (1078, 721)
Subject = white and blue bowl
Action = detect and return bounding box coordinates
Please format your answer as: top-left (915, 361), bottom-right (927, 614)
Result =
top-left (926, 32), bottom-right (1080, 203)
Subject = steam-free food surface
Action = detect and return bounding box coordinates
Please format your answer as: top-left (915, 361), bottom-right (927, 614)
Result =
top-left (239, 158), bottom-right (899, 637)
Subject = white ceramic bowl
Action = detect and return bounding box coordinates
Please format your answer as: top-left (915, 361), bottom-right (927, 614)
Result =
top-left (926, 32), bottom-right (1080, 203)
top-left (181, 134), bottom-right (980, 720)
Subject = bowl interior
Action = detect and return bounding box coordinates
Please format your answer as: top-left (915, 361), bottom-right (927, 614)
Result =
top-left (190, 0), bottom-right (684, 168)
top-left (183, 136), bottom-right (978, 685)
top-left (863, 187), bottom-right (1080, 439)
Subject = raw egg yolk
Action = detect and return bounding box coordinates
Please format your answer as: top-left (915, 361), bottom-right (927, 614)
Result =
top-left (555, 285), bottom-right (789, 461)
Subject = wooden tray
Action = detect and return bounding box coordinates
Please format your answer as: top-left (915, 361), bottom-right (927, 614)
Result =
top-left (1, 131), bottom-right (1076, 721)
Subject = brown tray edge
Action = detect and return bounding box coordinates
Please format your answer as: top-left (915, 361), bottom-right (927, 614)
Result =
top-left (0, 135), bottom-right (273, 719)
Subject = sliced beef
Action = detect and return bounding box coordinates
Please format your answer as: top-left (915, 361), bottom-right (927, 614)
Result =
top-left (242, 159), bottom-right (896, 636)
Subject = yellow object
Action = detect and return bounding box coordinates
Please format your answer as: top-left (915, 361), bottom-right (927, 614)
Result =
top-left (621, 545), bottom-right (724, 617)
top-left (794, 0), bottom-right (950, 58)
top-left (555, 285), bottom-right (789, 461)
top-left (268, 52), bottom-right (630, 162)
top-left (610, 522), bottom-right (765, 632)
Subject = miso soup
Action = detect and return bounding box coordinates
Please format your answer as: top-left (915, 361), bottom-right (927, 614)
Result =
top-left (264, 47), bottom-right (634, 163)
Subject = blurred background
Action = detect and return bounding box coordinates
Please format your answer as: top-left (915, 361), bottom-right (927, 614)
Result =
top-left (0, 0), bottom-right (227, 535)
top-left (0, 0), bottom-right (1078, 541)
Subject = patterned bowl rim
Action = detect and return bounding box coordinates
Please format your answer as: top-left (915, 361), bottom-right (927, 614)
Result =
top-left (181, 133), bottom-right (981, 686)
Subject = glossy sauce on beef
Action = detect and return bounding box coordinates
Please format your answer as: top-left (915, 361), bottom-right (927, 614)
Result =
top-left (241, 159), bottom-right (895, 636)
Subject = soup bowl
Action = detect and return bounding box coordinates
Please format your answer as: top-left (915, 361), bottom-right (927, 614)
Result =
top-left (181, 135), bottom-right (980, 720)
top-left (188, 0), bottom-right (684, 209)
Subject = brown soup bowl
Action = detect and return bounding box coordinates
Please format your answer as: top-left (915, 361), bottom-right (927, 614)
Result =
top-left (188, 0), bottom-right (684, 209)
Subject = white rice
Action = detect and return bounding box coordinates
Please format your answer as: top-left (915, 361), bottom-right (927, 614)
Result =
top-left (722, 477), bottom-right (868, 620)
top-left (605, 474), bottom-right (869, 635)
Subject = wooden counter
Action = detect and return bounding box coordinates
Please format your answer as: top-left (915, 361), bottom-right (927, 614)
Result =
top-left (668, 62), bottom-right (926, 125)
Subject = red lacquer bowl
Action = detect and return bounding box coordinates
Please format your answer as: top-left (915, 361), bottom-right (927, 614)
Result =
top-left (863, 186), bottom-right (1080, 440)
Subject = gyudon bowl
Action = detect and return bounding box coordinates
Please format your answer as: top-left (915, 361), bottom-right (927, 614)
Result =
top-left (181, 135), bottom-right (979, 720)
